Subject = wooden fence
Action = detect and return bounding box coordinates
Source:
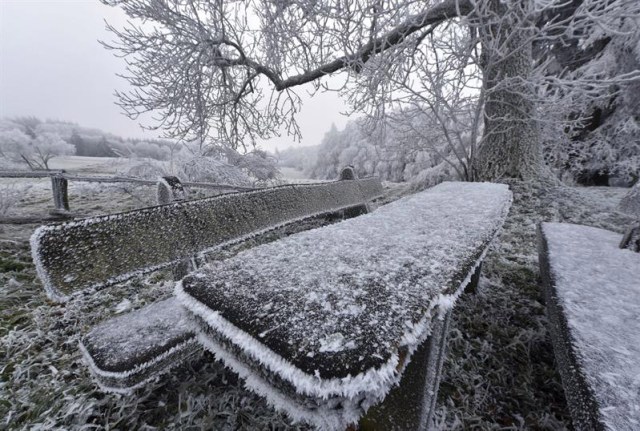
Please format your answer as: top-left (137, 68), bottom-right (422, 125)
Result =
top-left (0, 170), bottom-right (256, 223)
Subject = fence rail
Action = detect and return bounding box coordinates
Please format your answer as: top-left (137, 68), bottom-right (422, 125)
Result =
top-left (0, 170), bottom-right (255, 191)
top-left (0, 170), bottom-right (257, 220)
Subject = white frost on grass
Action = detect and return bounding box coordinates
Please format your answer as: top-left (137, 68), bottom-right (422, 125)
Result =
top-left (177, 181), bottom-right (512, 429)
top-left (196, 333), bottom-right (361, 431)
top-left (114, 298), bottom-right (132, 314)
top-left (542, 222), bottom-right (640, 430)
top-left (619, 182), bottom-right (640, 216)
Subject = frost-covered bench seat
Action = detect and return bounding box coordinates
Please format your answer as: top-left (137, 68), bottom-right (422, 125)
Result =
top-left (538, 223), bottom-right (640, 431)
top-left (30, 171), bottom-right (383, 393)
top-left (176, 182), bottom-right (512, 430)
top-left (79, 297), bottom-right (199, 393)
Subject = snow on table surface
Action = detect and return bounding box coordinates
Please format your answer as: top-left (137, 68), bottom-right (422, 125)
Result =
top-left (177, 182), bottom-right (512, 399)
top-left (82, 297), bottom-right (195, 373)
top-left (542, 222), bottom-right (640, 430)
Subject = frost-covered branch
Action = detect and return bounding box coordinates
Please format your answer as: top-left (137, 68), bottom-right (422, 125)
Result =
top-left (100, 0), bottom-right (471, 151)
top-left (102, 0), bottom-right (640, 181)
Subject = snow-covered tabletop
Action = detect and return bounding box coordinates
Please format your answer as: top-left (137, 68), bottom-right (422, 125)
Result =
top-left (539, 223), bottom-right (640, 431)
top-left (176, 182), bottom-right (512, 429)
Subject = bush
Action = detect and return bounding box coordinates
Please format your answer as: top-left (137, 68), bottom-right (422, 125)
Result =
top-left (0, 183), bottom-right (32, 216)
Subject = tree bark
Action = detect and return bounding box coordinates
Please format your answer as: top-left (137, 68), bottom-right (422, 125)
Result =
top-left (473, 0), bottom-right (544, 181)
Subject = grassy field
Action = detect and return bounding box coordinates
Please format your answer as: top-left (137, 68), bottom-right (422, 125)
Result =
top-left (0, 156), bottom-right (155, 226)
top-left (0, 162), bottom-right (634, 430)
top-left (46, 156), bottom-right (125, 174)
top-left (0, 157), bottom-right (321, 225)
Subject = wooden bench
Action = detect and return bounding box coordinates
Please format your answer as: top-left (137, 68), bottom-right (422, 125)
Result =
top-left (176, 182), bottom-right (512, 430)
top-left (30, 168), bottom-right (383, 393)
top-left (538, 223), bottom-right (640, 431)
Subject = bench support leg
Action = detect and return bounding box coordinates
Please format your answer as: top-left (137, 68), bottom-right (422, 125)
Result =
top-left (358, 311), bottom-right (452, 431)
top-left (172, 256), bottom-right (199, 280)
top-left (464, 263), bottom-right (483, 295)
top-left (342, 204), bottom-right (369, 219)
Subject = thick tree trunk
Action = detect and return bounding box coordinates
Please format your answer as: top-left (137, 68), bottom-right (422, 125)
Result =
top-left (473, 0), bottom-right (544, 181)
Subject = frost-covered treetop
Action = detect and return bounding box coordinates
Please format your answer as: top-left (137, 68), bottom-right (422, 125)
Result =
top-left (541, 223), bottom-right (640, 430)
top-left (177, 182), bottom-right (512, 404)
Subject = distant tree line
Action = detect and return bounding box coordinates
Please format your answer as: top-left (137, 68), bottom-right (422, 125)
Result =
top-left (275, 146), bottom-right (318, 173)
top-left (306, 114), bottom-right (463, 190)
top-left (0, 117), bottom-right (179, 170)
top-left (307, 88), bottom-right (640, 188)
top-left (0, 116), bottom-right (280, 186)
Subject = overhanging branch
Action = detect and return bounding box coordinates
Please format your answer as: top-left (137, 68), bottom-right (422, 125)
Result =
top-left (248, 0), bottom-right (473, 91)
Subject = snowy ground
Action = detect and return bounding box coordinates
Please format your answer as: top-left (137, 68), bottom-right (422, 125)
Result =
top-left (0, 171), bottom-right (635, 430)
top-left (0, 156), bottom-right (155, 239)
top-left (46, 156), bottom-right (125, 174)
top-left (278, 167), bottom-right (311, 181)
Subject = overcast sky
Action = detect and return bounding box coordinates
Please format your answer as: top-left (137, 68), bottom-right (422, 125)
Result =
top-left (0, 0), bottom-right (351, 151)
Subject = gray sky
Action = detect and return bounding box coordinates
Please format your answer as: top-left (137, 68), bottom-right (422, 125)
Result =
top-left (0, 0), bottom-right (351, 151)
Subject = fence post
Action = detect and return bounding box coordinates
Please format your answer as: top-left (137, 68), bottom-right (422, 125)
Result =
top-left (619, 223), bottom-right (640, 252)
top-left (339, 165), bottom-right (357, 180)
top-left (339, 166), bottom-right (368, 218)
top-left (157, 176), bottom-right (186, 205)
top-left (51, 173), bottom-right (70, 212)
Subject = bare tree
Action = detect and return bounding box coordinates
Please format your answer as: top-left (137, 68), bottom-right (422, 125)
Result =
top-left (363, 20), bottom-right (482, 181)
top-left (101, 0), bottom-right (640, 181)
top-left (0, 122), bottom-right (75, 170)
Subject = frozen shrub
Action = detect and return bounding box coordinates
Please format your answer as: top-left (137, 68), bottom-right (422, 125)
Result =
top-left (157, 176), bottom-right (186, 204)
top-left (0, 182), bottom-right (31, 216)
top-left (175, 156), bottom-right (252, 186)
top-left (619, 182), bottom-right (640, 217)
top-left (227, 149), bottom-right (280, 184)
top-left (409, 161), bottom-right (457, 192)
top-left (120, 156), bottom-right (253, 188)
top-left (120, 159), bottom-right (167, 180)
